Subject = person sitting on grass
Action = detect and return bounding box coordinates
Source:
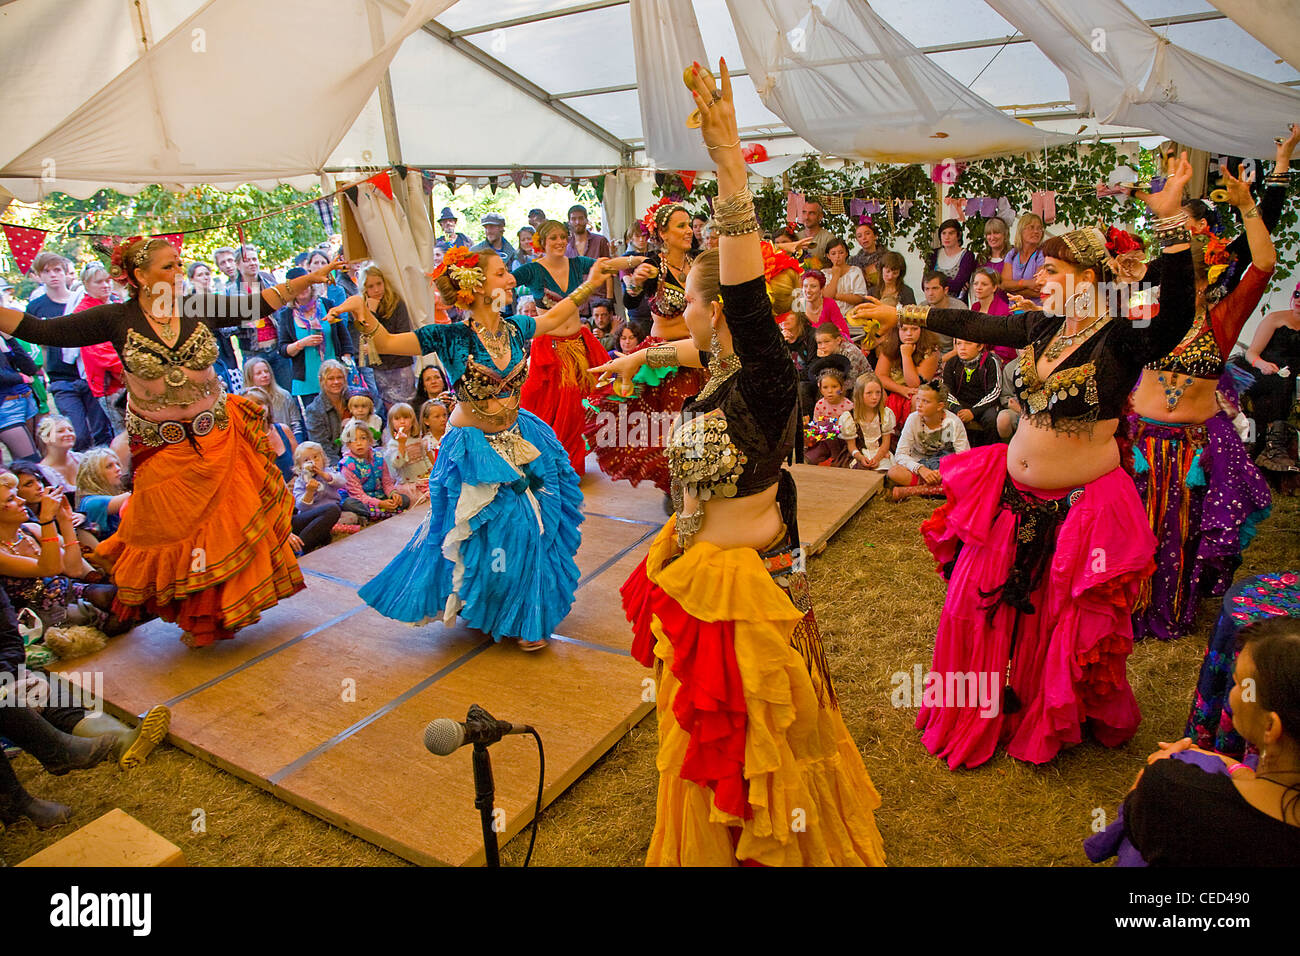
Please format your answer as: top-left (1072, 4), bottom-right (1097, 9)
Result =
top-left (805, 367), bottom-right (854, 466)
top-left (887, 379), bottom-right (969, 500)
top-left (1087, 614), bottom-right (1300, 866)
top-left (941, 338), bottom-right (1004, 447)
top-left (382, 402), bottom-right (431, 505)
top-left (73, 448), bottom-right (130, 539)
top-left (842, 372), bottom-right (895, 471)
top-left (292, 441), bottom-right (361, 530)
top-left (339, 420), bottom-right (409, 522)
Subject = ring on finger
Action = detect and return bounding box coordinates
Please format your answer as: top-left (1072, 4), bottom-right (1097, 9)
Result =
top-left (709, 90), bottom-right (722, 103)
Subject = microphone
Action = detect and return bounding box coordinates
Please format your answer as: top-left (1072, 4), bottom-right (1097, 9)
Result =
top-left (423, 703), bottom-right (533, 756)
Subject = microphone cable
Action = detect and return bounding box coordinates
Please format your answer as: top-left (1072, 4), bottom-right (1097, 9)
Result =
top-left (522, 729), bottom-right (544, 867)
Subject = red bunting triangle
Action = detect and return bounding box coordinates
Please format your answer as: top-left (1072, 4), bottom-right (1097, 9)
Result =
top-left (2, 223), bottom-right (47, 276)
top-left (678, 171), bottom-right (697, 193)
top-left (157, 233), bottom-right (184, 254)
top-left (365, 171), bottom-right (394, 200)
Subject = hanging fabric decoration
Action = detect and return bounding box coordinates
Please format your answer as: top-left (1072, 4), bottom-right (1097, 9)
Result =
top-left (533, 172), bottom-right (544, 187)
top-left (848, 198), bottom-right (867, 218)
top-left (896, 200), bottom-right (913, 221)
top-left (1, 223), bottom-right (46, 275)
top-left (821, 195), bottom-right (845, 215)
top-left (863, 200), bottom-right (882, 216)
top-left (995, 196), bottom-right (1016, 224)
top-left (446, 174), bottom-right (457, 189)
top-left (315, 198), bottom-right (336, 232)
top-left (421, 170), bottom-right (437, 195)
top-left (786, 191), bottom-right (807, 225)
top-left (943, 196), bottom-right (968, 221)
top-left (510, 169), bottom-right (526, 188)
top-left (1030, 190), bottom-right (1057, 224)
top-left (678, 171), bottom-right (697, 193)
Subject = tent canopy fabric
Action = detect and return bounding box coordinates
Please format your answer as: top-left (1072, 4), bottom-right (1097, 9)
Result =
top-left (1, 0), bottom-right (1298, 201)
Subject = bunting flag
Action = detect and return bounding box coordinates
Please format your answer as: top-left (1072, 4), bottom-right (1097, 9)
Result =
top-left (158, 233), bottom-right (184, 254)
top-left (365, 171), bottom-right (394, 201)
top-left (678, 171), bottom-right (697, 193)
top-left (510, 169), bottom-right (526, 188)
top-left (420, 170), bottom-right (436, 195)
top-left (2, 223), bottom-right (46, 275)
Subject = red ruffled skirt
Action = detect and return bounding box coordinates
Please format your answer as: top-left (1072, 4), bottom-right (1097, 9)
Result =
top-left (584, 336), bottom-right (706, 494)
top-left (918, 443), bottom-right (1152, 768)
top-left (520, 326), bottom-right (608, 477)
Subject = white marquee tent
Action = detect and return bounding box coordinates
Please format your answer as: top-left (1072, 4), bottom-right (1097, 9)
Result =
top-left (3, 0), bottom-right (1299, 206)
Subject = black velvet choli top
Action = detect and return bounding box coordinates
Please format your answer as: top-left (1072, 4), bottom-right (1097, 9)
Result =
top-left (922, 249), bottom-right (1196, 433)
top-left (666, 276), bottom-right (797, 506)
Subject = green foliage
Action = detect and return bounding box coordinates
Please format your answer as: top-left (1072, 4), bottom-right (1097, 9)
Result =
top-left (30, 183), bottom-right (330, 272)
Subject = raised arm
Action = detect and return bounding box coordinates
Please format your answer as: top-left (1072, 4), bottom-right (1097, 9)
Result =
top-left (534, 257), bottom-right (644, 339)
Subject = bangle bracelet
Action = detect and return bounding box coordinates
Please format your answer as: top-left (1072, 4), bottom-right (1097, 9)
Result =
top-left (705, 140), bottom-right (741, 151)
top-left (40, 536), bottom-right (59, 544)
top-left (1226, 762), bottom-right (1249, 775)
top-left (645, 345), bottom-right (679, 369)
top-left (38, 518), bottom-right (55, 526)
top-left (1242, 204), bottom-right (1261, 220)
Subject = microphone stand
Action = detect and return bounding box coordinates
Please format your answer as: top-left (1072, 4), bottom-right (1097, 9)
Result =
top-left (465, 704), bottom-right (501, 867)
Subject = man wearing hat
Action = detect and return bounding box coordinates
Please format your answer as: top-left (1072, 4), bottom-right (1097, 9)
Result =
top-left (435, 207), bottom-right (472, 252)
top-left (472, 212), bottom-right (516, 264)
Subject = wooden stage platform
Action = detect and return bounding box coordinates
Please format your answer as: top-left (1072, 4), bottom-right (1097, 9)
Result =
top-left (67, 458), bottom-right (881, 866)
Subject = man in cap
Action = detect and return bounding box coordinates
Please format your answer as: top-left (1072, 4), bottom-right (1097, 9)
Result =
top-left (435, 207), bottom-right (472, 252)
top-left (472, 212), bottom-right (516, 264)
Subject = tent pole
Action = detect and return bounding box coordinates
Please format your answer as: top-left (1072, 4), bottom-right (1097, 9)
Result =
top-left (368, 0), bottom-right (407, 217)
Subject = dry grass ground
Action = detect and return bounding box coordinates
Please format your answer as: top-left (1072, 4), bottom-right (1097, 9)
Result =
top-left (2, 492), bottom-right (1296, 867)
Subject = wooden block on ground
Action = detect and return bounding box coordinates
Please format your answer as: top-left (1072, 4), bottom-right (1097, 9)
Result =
top-left (18, 809), bottom-right (184, 867)
top-left (275, 638), bottom-right (651, 866)
top-left (789, 464), bottom-right (882, 553)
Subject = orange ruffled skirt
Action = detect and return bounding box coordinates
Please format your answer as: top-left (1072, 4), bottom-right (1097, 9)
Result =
top-left (103, 393), bottom-right (304, 645)
top-left (622, 519), bottom-right (886, 867)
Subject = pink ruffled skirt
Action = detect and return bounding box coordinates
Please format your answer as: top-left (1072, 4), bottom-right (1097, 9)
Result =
top-left (917, 444), bottom-right (1153, 768)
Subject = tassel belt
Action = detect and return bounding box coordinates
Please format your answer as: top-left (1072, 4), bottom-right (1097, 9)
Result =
top-left (978, 475), bottom-right (1083, 715)
top-left (126, 394), bottom-right (229, 448)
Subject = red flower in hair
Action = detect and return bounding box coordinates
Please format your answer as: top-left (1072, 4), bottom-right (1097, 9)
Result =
top-left (108, 235), bottom-right (143, 284)
top-left (640, 197), bottom-right (682, 236)
top-left (1105, 227), bottom-right (1143, 256)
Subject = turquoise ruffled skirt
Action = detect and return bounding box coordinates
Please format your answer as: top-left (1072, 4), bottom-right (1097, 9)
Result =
top-left (358, 410), bottom-right (583, 643)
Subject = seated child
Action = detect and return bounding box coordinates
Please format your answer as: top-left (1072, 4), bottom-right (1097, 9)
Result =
top-left (343, 391), bottom-right (383, 443)
top-left (419, 398), bottom-right (448, 469)
top-left (292, 440), bottom-right (364, 526)
top-left (339, 420), bottom-right (409, 521)
top-left (887, 380), bottom-right (970, 500)
top-left (74, 447), bottom-right (131, 537)
top-left (842, 372), bottom-right (895, 471)
top-left (382, 402), bottom-right (431, 505)
top-left (805, 368), bottom-right (854, 466)
top-left (814, 324), bottom-right (871, 382)
top-left (941, 338), bottom-right (1005, 447)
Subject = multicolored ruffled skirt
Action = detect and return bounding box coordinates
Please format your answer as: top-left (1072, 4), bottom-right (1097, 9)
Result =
top-left (358, 409), bottom-right (582, 644)
top-left (584, 336), bottom-right (706, 495)
top-left (1129, 412), bottom-right (1271, 641)
top-left (1186, 570), bottom-right (1300, 757)
top-left (918, 443), bottom-right (1151, 768)
top-left (621, 475), bottom-right (886, 866)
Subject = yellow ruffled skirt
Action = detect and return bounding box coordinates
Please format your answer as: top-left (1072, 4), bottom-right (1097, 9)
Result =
top-left (623, 519), bottom-right (886, 867)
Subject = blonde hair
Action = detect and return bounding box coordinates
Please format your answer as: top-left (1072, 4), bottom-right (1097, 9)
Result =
top-left (76, 447), bottom-right (123, 496)
top-left (347, 393), bottom-right (374, 415)
top-left (241, 385), bottom-right (273, 416)
top-left (0, 473), bottom-right (16, 490)
top-left (386, 402), bottom-right (419, 435)
top-left (1012, 213), bottom-right (1046, 255)
top-left (293, 441), bottom-right (326, 477)
top-left (419, 399), bottom-right (447, 426)
top-left (318, 358), bottom-right (348, 391)
top-left (363, 266), bottom-right (400, 318)
top-left (852, 371), bottom-right (887, 431)
top-left (37, 414), bottom-right (74, 447)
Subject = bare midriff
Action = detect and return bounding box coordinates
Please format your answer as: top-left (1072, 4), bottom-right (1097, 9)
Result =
top-left (651, 314), bottom-right (689, 341)
top-left (450, 397), bottom-right (518, 433)
top-left (1131, 372), bottom-right (1221, 425)
top-left (1007, 418), bottom-right (1121, 489)
top-left (123, 367), bottom-right (222, 422)
top-left (683, 484), bottom-right (783, 553)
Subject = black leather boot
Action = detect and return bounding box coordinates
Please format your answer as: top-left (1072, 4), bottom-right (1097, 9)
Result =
top-left (0, 749), bottom-right (72, 829)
